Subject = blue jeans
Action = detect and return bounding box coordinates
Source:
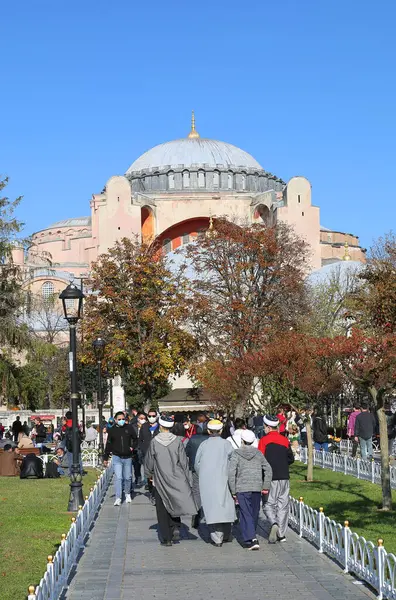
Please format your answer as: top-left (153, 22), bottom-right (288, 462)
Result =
top-left (359, 437), bottom-right (373, 459)
top-left (314, 442), bottom-right (328, 452)
top-left (113, 455), bottom-right (132, 500)
top-left (66, 450), bottom-right (83, 476)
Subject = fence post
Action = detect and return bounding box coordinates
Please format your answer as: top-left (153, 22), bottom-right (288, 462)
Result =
top-left (332, 452), bottom-right (336, 471)
top-left (318, 507), bottom-right (324, 553)
top-left (343, 521), bottom-right (350, 573)
top-left (47, 555), bottom-right (54, 600)
top-left (357, 458), bottom-right (360, 480)
top-left (27, 585), bottom-right (36, 600)
top-left (344, 454), bottom-right (347, 475)
top-left (377, 539), bottom-right (384, 600)
top-left (298, 497), bottom-right (304, 538)
top-left (322, 450), bottom-right (325, 469)
top-left (371, 458), bottom-right (375, 484)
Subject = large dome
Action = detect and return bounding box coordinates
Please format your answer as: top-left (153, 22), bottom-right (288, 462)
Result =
top-left (126, 137), bottom-right (262, 174)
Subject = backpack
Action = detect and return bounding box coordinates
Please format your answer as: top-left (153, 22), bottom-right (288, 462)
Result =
top-left (45, 460), bottom-right (60, 478)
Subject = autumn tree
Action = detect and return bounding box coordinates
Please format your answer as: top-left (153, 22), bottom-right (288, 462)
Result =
top-left (186, 219), bottom-right (309, 413)
top-left (81, 237), bottom-right (196, 405)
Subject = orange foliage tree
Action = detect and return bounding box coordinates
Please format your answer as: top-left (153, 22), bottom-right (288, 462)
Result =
top-left (186, 219), bottom-right (309, 413)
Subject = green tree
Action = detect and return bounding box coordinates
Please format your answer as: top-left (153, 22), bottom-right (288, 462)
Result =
top-left (81, 237), bottom-right (196, 405)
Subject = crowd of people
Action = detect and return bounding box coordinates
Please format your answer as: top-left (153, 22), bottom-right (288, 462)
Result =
top-left (103, 408), bottom-right (295, 550)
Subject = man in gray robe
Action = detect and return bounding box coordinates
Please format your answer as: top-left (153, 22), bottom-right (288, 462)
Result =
top-left (145, 415), bottom-right (196, 546)
top-left (195, 419), bottom-right (236, 547)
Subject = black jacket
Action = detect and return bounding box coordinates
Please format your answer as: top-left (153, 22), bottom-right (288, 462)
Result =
top-left (258, 431), bottom-right (294, 480)
top-left (312, 416), bottom-right (328, 444)
top-left (355, 411), bottom-right (376, 440)
top-left (20, 454), bottom-right (43, 479)
top-left (104, 425), bottom-right (137, 461)
top-left (35, 423), bottom-right (47, 444)
top-left (185, 433), bottom-right (208, 471)
top-left (138, 422), bottom-right (159, 456)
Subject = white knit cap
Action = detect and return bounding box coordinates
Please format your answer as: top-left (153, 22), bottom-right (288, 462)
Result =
top-left (264, 415), bottom-right (279, 427)
top-left (241, 429), bottom-right (256, 444)
top-left (159, 416), bottom-right (174, 428)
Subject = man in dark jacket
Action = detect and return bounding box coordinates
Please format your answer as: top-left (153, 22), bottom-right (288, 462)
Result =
top-left (354, 402), bottom-right (376, 459)
top-left (104, 411), bottom-right (137, 506)
top-left (312, 409), bottom-right (328, 451)
top-left (139, 409), bottom-right (160, 501)
top-left (185, 423), bottom-right (208, 528)
top-left (34, 418), bottom-right (47, 445)
top-left (12, 416), bottom-right (23, 443)
top-left (258, 415), bottom-right (294, 544)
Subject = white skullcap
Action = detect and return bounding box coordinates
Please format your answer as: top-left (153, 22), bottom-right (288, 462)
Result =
top-left (159, 416), bottom-right (174, 428)
top-left (241, 429), bottom-right (256, 444)
top-left (264, 415), bottom-right (280, 427)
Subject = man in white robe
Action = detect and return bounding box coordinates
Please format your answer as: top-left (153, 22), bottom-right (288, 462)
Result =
top-left (195, 419), bottom-right (236, 546)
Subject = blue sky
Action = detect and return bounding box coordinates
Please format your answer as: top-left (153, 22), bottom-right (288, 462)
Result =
top-left (1, 0), bottom-right (395, 250)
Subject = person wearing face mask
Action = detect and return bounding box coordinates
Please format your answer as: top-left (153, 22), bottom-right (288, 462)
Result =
top-left (103, 411), bottom-right (137, 506)
top-left (139, 409), bottom-right (160, 502)
top-left (182, 419), bottom-right (197, 443)
top-left (129, 412), bottom-right (147, 486)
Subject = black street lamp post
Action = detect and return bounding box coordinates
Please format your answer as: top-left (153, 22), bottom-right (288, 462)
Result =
top-left (93, 337), bottom-right (106, 464)
top-left (59, 282), bottom-right (85, 512)
top-left (107, 363), bottom-right (114, 418)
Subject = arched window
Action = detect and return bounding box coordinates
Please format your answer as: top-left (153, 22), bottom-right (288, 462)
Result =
top-left (241, 173), bottom-right (246, 190)
top-left (182, 171), bottom-right (190, 188)
top-left (213, 170), bottom-right (220, 188)
top-left (198, 170), bottom-right (205, 188)
top-left (163, 239), bottom-right (172, 254)
top-left (228, 171), bottom-right (233, 189)
top-left (42, 281), bottom-right (55, 300)
top-left (168, 171), bottom-right (175, 189)
top-left (182, 233), bottom-right (190, 245)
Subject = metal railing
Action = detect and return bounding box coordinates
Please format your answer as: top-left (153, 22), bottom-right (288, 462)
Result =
top-left (289, 496), bottom-right (396, 599)
top-left (299, 447), bottom-right (396, 490)
top-left (27, 462), bottom-right (113, 600)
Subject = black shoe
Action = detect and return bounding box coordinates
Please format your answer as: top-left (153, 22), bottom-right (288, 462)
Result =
top-left (277, 536), bottom-right (286, 543)
top-left (191, 514), bottom-right (199, 529)
top-left (211, 541), bottom-right (223, 547)
top-left (160, 541), bottom-right (172, 547)
top-left (172, 528), bottom-right (180, 542)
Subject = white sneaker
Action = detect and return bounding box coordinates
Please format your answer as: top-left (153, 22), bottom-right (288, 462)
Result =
top-left (125, 494), bottom-right (132, 504)
top-left (114, 498), bottom-right (122, 506)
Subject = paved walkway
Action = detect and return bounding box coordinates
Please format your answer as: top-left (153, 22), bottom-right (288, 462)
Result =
top-left (64, 485), bottom-right (376, 600)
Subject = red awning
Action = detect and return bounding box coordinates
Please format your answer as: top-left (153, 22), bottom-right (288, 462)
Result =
top-left (30, 414), bottom-right (56, 420)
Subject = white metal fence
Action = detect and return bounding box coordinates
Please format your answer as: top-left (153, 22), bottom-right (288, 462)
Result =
top-left (289, 496), bottom-right (396, 599)
top-left (299, 447), bottom-right (396, 490)
top-left (27, 462), bottom-right (113, 600)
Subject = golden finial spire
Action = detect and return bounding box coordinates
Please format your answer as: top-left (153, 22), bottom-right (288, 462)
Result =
top-left (206, 210), bottom-right (217, 238)
top-left (188, 110), bottom-right (200, 139)
top-left (342, 241), bottom-right (351, 261)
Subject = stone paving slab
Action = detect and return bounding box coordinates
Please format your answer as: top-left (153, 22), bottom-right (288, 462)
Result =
top-left (64, 486), bottom-right (376, 600)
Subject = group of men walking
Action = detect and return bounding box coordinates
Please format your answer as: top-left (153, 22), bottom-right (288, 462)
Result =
top-left (104, 409), bottom-right (294, 550)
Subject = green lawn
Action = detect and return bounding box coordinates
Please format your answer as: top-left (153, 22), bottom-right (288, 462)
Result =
top-left (290, 463), bottom-right (396, 555)
top-left (0, 469), bottom-right (98, 600)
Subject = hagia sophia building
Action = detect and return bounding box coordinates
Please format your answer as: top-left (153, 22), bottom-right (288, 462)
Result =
top-left (14, 112), bottom-right (366, 303)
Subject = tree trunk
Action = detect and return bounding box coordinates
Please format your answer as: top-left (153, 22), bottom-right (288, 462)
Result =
top-left (369, 386), bottom-right (392, 511)
top-left (306, 419), bottom-right (314, 482)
